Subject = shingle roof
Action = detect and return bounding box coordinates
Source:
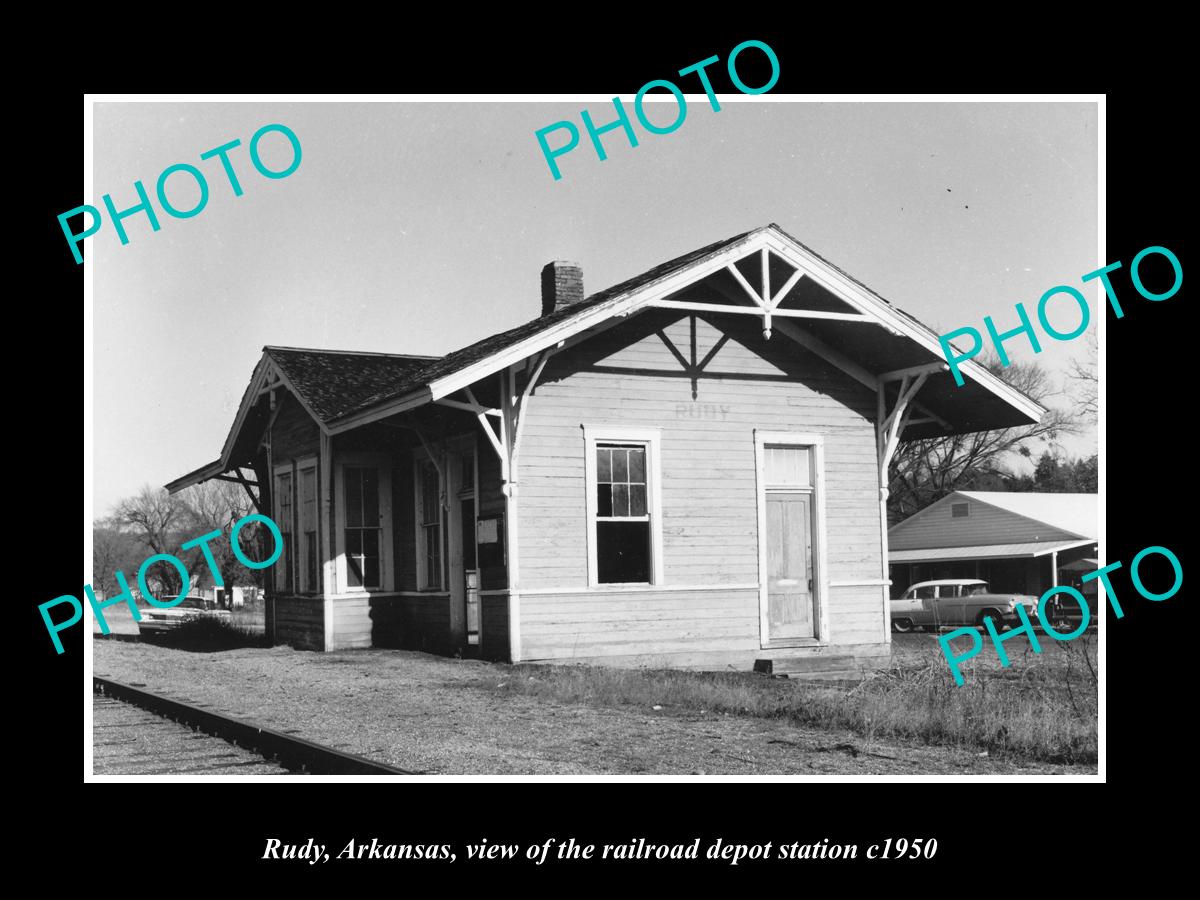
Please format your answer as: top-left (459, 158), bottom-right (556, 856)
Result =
top-left (955, 491), bottom-right (1098, 540)
top-left (168, 223), bottom-right (1048, 494)
top-left (266, 347), bottom-right (438, 423)
top-left (262, 224), bottom-right (1009, 427)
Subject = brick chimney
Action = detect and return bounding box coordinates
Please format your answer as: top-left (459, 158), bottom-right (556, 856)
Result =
top-left (541, 260), bottom-right (584, 316)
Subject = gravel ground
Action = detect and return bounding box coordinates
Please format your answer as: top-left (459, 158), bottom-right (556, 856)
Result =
top-left (93, 639), bottom-right (1092, 775)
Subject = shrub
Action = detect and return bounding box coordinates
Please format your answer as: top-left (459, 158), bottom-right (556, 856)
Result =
top-left (146, 616), bottom-right (269, 652)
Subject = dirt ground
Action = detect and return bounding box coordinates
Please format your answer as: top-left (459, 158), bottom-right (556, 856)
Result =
top-left (92, 638), bottom-right (1094, 775)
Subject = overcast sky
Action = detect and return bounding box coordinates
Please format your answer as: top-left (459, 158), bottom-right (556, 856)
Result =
top-left (91, 100), bottom-right (1098, 516)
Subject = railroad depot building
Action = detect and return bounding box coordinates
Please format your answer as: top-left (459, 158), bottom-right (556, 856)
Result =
top-left (887, 491), bottom-right (1099, 600)
top-left (166, 225), bottom-right (1044, 671)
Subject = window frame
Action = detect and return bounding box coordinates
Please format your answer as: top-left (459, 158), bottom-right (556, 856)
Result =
top-left (951, 501), bottom-right (970, 518)
top-left (413, 449), bottom-right (446, 592)
top-left (295, 455), bottom-right (319, 594)
top-left (753, 431), bottom-right (829, 645)
top-left (333, 453), bottom-right (393, 595)
top-left (583, 425), bottom-right (664, 587)
top-left (272, 462), bottom-right (297, 595)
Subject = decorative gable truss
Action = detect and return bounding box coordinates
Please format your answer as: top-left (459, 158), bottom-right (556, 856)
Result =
top-left (651, 247), bottom-right (880, 340)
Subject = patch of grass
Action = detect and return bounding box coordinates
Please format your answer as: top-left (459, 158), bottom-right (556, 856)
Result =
top-left (486, 639), bottom-right (1097, 764)
top-left (146, 616), bottom-right (269, 652)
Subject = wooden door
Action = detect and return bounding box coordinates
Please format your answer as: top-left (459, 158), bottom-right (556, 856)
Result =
top-left (766, 492), bottom-right (816, 642)
top-left (449, 448), bottom-right (480, 654)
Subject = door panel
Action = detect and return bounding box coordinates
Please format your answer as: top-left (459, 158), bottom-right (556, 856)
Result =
top-left (924, 596), bottom-right (940, 627)
top-left (765, 492), bottom-right (816, 641)
top-left (461, 498), bottom-right (480, 646)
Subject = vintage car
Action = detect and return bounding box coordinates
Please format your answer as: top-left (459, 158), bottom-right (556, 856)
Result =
top-left (138, 595), bottom-right (231, 635)
top-left (890, 579), bottom-right (1041, 632)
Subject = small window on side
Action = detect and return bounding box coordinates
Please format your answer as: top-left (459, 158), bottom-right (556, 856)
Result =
top-left (951, 502), bottom-right (970, 518)
top-left (595, 443), bottom-right (651, 584)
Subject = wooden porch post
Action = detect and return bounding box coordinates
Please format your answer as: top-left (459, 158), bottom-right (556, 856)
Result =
top-left (320, 430), bottom-right (335, 652)
top-left (876, 373), bottom-right (930, 643)
top-left (500, 367), bottom-right (521, 663)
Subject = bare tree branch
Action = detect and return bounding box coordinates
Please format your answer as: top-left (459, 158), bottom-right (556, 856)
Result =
top-left (887, 353), bottom-right (1080, 522)
top-left (113, 485), bottom-right (188, 597)
top-left (1067, 328), bottom-right (1098, 421)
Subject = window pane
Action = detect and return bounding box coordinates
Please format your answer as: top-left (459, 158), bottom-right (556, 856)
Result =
top-left (612, 483), bottom-right (629, 517)
top-left (299, 468), bottom-right (316, 536)
top-left (305, 531), bottom-right (317, 590)
top-left (630, 484), bottom-right (647, 517)
top-left (345, 467), bottom-right (362, 527)
top-left (597, 448), bottom-right (612, 482)
top-left (628, 447), bottom-right (645, 483)
top-left (362, 467), bottom-right (379, 524)
top-left (346, 551), bottom-right (363, 588)
top-left (277, 473), bottom-right (293, 532)
top-left (281, 533), bottom-right (293, 592)
top-left (597, 521), bottom-right (650, 583)
top-left (612, 447), bottom-right (628, 482)
top-left (597, 484), bottom-right (613, 517)
top-left (345, 528), bottom-right (362, 556)
top-left (361, 529), bottom-right (379, 587)
top-left (424, 525), bottom-right (442, 590)
top-left (765, 445), bottom-right (810, 487)
top-left (420, 461), bottom-right (440, 524)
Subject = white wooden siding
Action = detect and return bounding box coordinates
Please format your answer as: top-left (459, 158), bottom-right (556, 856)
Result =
top-left (516, 311), bottom-right (885, 661)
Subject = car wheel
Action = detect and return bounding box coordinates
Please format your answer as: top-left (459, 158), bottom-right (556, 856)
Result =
top-left (976, 609), bottom-right (1005, 630)
top-left (1049, 614), bottom-right (1073, 632)
top-left (892, 618), bottom-right (915, 633)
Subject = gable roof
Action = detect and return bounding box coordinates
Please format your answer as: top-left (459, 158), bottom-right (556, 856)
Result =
top-left (319, 223), bottom-right (1044, 434)
top-left (888, 489), bottom-right (1098, 555)
top-left (954, 491), bottom-right (1098, 540)
top-left (265, 347), bottom-right (438, 423)
top-left (323, 230), bottom-right (759, 424)
top-left (167, 224), bottom-right (1048, 492)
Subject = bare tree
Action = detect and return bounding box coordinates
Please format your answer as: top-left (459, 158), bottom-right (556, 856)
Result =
top-left (1067, 328), bottom-right (1098, 422)
top-left (114, 485), bottom-right (188, 597)
top-left (91, 515), bottom-right (141, 597)
top-left (178, 479), bottom-right (259, 590)
top-left (887, 354), bottom-right (1077, 523)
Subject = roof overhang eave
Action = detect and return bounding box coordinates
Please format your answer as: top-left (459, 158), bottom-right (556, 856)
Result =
top-left (325, 386), bottom-right (436, 435)
top-left (164, 459), bottom-right (225, 494)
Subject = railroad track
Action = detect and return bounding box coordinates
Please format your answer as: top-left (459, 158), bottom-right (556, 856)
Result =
top-left (93, 676), bottom-right (417, 775)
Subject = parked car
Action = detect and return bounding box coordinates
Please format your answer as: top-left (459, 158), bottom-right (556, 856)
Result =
top-left (891, 579), bottom-right (1041, 632)
top-left (138, 595), bottom-right (231, 635)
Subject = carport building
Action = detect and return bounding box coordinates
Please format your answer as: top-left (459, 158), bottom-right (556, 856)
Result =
top-left (887, 491), bottom-right (1098, 599)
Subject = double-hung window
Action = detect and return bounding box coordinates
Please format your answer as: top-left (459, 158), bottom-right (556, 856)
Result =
top-left (584, 427), bottom-right (663, 586)
top-left (344, 466), bottom-right (381, 589)
top-left (335, 457), bottom-right (392, 593)
top-left (298, 462), bottom-right (318, 593)
top-left (416, 457), bottom-right (443, 590)
top-left (272, 467), bottom-right (295, 593)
